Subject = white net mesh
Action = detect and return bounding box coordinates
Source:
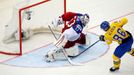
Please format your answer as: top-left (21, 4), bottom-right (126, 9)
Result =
top-left (0, 0), bottom-right (65, 55)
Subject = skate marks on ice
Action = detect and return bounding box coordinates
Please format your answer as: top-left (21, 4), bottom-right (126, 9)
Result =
top-left (1, 33), bottom-right (109, 68)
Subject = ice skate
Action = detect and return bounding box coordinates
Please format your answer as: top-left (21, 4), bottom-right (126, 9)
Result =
top-left (109, 67), bottom-right (119, 72)
top-left (44, 47), bottom-right (66, 62)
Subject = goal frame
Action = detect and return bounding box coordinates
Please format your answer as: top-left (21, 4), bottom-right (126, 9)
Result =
top-left (0, 0), bottom-right (66, 55)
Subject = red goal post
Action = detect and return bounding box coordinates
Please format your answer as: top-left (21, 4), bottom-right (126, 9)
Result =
top-left (0, 0), bottom-right (66, 55)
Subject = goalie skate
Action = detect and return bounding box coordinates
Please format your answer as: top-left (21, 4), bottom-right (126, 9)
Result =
top-left (45, 44), bottom-right (80, 62)
top-left (45, 47), bottom-right (66, 62)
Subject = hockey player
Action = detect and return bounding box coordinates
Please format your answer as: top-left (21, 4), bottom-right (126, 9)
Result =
top-left (99, 18), bottom-right (134, 72)
top-left (45, 12), bottom-right (90, 62)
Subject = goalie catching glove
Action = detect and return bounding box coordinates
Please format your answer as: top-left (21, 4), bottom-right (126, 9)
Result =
top-left (51, 16), bottom-right (64, 28)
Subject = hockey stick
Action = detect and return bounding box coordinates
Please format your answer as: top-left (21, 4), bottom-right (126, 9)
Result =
top-left (61, 46), bottom-right (83, 66)
top-left (48, 25), bottom-right (82, 65)
top-left (48, 25), bottom-right (58, 40)
top-left (60, 39), bottom-right (99, 65)
top-left (74, 40), bottom-right (100, 57)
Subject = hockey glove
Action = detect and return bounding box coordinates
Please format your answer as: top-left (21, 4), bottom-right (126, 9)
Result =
top-left (99, 35), bottom-right (105, 41)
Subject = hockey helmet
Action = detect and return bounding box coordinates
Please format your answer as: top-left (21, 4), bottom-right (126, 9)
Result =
top-left (80, 13), bottom-right (90, 26)
top-left (100, 21), bottom-right (110, 31)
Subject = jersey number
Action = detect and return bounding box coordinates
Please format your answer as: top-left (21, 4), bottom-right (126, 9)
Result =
top-left (113, 28), bottom-right (126, 41)
top-left (73, 24), bottom-right (83, 34)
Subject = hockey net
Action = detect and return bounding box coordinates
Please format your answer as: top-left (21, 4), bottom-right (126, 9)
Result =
top-left (0, 0), bottom-right (66, 55)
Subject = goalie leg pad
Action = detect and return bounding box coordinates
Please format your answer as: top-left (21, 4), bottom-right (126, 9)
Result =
top-left (85, 34), bottom-right (90, 45)
top-left (76, 33), bottom-right (90, 47)
top-left (65, 45), bottom-right (79, 56)
top-left (45, 45), bottom-right (79, 62)
top-left (45, 47), bottom-right (66, 62)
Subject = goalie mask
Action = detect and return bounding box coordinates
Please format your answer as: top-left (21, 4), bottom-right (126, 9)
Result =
top-left (80, 14), bottom-right (90, 27)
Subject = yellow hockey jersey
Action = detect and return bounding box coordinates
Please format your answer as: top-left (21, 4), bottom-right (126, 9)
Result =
top-left (104, 19), bottom-right (129, 45)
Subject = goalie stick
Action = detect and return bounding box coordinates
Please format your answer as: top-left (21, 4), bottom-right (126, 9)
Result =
top-left (61, 46), bottom-right (83, 66)
top-left (74, 40), bottom-right (100, 57)
top-left (48, 25), bottom-right (82, 65)
top-left (48, 25), bottom-right (58, 40)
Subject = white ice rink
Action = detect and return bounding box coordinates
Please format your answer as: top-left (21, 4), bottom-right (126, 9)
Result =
top-left (0, 0), bottom-right (134, 75)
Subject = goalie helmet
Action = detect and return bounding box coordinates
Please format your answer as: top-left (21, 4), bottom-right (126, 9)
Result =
top-left (100, 21), bottom-right (110, 31)
top-left (80, 14), bottom-right (90, 26)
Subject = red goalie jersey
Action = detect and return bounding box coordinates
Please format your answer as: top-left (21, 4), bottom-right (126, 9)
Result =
top-left (60, 12), bottom-right (84, 33)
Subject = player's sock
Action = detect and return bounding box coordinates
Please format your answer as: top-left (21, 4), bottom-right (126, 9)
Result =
top-left (129, 48), bottom-right (134, 56)
top-left (111, 54), bottom-right (120, 72)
